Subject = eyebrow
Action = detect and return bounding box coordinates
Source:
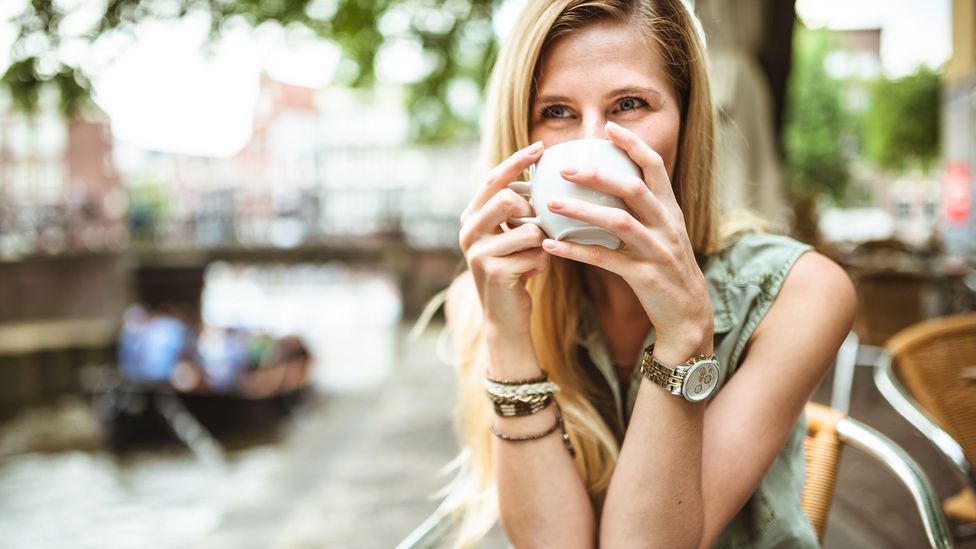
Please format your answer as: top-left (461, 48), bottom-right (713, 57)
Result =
top-left (605, 86), bottom-right (664, 101)
top-left (533, 86), bottom-right (664, 105)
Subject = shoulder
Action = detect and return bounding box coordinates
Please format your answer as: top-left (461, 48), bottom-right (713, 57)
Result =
top-left (704, 230), bottom-right (813, 290)
top-left (702, 231), bottom-right (816, 334)
top-left (751, 249), bottom-right (856, 354)
top-left (772, 250), bottom-right (856, 327)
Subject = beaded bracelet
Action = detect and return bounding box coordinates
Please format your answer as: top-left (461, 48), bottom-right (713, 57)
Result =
top-left (493, 394), bottom-right (553, 417)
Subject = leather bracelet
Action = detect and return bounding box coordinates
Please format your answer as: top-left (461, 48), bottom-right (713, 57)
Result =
top-left (489, 402), bottom-right (576, 459)
top-left (485, 371), bottom-right (549, 385)
top-left (489, 415), bottom-right (561, 441)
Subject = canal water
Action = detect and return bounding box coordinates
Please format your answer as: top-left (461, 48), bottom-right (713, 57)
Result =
top-left (0, 264), bottom-right (445, 549)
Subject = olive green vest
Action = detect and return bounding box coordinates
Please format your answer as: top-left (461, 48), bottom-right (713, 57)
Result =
top-left (576, 230), bottom-right (819, 548)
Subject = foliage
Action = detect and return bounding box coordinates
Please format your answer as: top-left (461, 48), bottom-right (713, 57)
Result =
top-left (862, 68), bottom-right (941, 174)
top-left (2, 0), bottom-right (501, 142)
top-left (783, 25), bottom-right (849, 201)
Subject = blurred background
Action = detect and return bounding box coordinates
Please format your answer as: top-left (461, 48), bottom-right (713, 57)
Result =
top-left (0, 0), bottom-right (973, 547)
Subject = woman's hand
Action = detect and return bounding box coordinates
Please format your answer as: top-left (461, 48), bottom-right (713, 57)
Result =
top-left (540, 121), bottom-right (713, 357)
top-left (459, 141), bottom-right (550, 340)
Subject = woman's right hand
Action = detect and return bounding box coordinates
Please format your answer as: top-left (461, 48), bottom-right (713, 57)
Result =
top-left (459, 141), bottom-right (549, 339)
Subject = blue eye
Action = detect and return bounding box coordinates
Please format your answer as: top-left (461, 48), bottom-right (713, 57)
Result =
top-left (617, 97), bottom-right (647, 111)
top-left (541, 105), bottom-right (571, 119)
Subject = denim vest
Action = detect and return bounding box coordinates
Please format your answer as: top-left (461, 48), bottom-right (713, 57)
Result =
top-left (576, 230), bottom-right (819, 548)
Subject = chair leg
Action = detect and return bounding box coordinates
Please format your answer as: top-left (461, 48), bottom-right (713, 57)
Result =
top-left (831, 331), bottom-right (860, 413)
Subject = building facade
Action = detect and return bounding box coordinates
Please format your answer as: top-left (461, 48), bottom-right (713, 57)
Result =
top-left (944, 0), bottom-right (976, 254)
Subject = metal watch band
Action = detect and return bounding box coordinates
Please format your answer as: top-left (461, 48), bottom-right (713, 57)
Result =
top-left (639, 344), bottom-right (719, 401)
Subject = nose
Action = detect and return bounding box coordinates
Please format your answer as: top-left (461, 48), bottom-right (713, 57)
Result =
top-left (580, 108), bottom-right (608, 140)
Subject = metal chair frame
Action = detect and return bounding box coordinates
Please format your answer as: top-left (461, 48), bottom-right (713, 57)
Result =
top-left (875, 352), bottom-right (976, 490)
top-left (833, 411), bottom-right (955, 548)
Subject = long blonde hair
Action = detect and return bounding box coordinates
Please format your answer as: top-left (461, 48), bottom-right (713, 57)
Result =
top-left (438, 1), bottom-right (718, 546)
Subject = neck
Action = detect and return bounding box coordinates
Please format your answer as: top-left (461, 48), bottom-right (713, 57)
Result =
top-left (582, 267), bottom-right (647, 321)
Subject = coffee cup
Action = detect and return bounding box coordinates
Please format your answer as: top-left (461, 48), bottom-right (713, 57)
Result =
top-left (508, 138), bottom-right (640, 250)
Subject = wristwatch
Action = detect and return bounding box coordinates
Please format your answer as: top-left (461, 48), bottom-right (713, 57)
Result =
top-left (639, 344), bottom-right (720, 402)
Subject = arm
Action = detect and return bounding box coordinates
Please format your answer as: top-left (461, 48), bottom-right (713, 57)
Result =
top-left (453, 140), bottom-right (597, 547)
top-left (535, 121), bottom-right (853, 545)
top-left (448, 272), bottom-right (596, 548)
top-left (601, 251), bottom-right (856, 548)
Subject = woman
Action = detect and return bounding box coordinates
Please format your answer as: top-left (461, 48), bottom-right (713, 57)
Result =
top-left (441, 1), bottom-right (855, 547)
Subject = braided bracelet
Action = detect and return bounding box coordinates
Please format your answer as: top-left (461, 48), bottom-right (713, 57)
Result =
top-left (484, 379), bottom-right (561, 399)
top-left (485, 390), bottom-right (551, 404)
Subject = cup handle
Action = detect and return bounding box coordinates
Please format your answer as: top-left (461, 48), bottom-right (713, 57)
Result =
top-left (507, 181), bottom-right (531, 195)
top-left (505, 181), bottom-right (541, 226)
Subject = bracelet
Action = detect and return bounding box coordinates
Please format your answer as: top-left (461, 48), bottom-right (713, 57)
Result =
top-left (489, 415), bottom-right (561, 441)
top-left (485, 371), bottom-right (549, 385)
top-left (485, 390), bottom-right (551, 404)
top-left (484, 379), bottom-right (561, 400)
top-left (489, 402), bottom-right (576, 459)
top-left (493, 394), bottom-right (553, 417)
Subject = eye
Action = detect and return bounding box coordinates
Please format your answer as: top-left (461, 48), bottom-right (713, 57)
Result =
top-left (541, 104), bottom-right (572, 119)
top-left (616, 96), bottom-right (648, 112)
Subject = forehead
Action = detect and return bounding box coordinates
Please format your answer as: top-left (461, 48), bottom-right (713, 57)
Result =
top-left (535, 21), bottom-right (673, 97)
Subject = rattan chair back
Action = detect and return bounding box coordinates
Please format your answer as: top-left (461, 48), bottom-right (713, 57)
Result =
top-left (886, 313), bottom-right (976, 468)
top-left (802, 402), bottom-right (846, 543)
top-left (853, 269), bottom-right (930, 346)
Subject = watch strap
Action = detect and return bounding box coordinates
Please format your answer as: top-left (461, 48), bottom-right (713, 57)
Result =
top-left (639, 344), bottom-right (718, 399)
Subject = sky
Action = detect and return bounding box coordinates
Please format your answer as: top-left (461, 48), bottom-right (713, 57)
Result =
top-left (795, 0), bottom-right (952, 77)
top-left (0, 0), bottom-right (955, 157)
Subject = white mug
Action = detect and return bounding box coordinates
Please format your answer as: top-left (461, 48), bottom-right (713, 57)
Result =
top-left (508, 139), bottom-right (640, 250)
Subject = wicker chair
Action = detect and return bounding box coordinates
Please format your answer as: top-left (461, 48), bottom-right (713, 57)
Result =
top-left (831, 268), bottom-right (932, 412)
top-left (397, 402), bottom-right (953, 548)
top-left (803, 402), bottom-right (953, 547)
top-left (874, 313), bottom-right (976, 530)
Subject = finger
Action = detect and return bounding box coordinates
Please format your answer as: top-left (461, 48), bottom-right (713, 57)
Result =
top-left (479, 247), bottom-right (550, 283)
top-left (468, 223), bottom-right (546, 260)
top-left (546, 198), bottom-right (652, 255)
top-left (461, 141), bottom-right (544, 224)
top-left (558, 164), bottom-right (665, 225)
top-left (459, 188), bottom-right (534, 252)
top-left (604, 121), bottom-right (677, 206)
top-left (541, 237), bottom-right (628, 275)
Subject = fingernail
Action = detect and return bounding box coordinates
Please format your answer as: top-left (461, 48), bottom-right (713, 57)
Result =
top-left (542, 239), bottom-right (558, 250)
top-left (548, 199), bottom-right (564, 209)
top-left (561, 167), bottom-right (578, 176)
top-left (605, 121), bottom-right (623, 132)
top-left (526, 141), bottom-right (543, 154)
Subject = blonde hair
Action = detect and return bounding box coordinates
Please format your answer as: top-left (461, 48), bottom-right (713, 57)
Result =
top-left (438, 1), bottom-right (719, 546)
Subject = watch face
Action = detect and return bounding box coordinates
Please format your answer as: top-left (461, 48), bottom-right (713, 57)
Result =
top-left (682, 360), bottom-right (719, 402)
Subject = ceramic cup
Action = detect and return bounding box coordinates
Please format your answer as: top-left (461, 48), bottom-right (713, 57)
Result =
top-left (508, 138), bottom-right (640, 250)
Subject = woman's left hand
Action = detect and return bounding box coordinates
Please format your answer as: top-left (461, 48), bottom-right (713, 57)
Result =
top-left (541, 121), bottom-right (713, 355)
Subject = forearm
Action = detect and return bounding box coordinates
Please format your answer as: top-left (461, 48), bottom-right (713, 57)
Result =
top-left (599, 337), bottom-right (709, 549)
top-left (487, 331), bottom-right (596, 549)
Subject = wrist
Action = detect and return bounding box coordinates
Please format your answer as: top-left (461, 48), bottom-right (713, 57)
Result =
top-left (485, 324), bottom-right (540, 376)
top-left (652, 325), bottom-right (713, 366)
